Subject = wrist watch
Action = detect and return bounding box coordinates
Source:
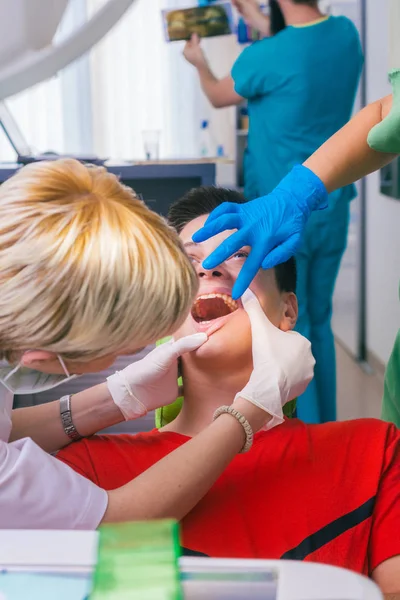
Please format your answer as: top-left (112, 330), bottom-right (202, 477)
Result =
top-left (60, 395), bottom-right (82, 441)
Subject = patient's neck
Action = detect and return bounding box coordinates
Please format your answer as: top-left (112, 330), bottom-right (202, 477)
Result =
top-left (163, 356), bottom-right (251, 437)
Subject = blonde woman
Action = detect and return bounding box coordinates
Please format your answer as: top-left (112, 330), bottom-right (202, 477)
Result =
top-left (0, 158), bottom-right (314, 530)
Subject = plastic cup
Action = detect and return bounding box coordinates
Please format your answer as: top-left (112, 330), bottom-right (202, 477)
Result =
top-left (142, 130), bottom-right (160, 160)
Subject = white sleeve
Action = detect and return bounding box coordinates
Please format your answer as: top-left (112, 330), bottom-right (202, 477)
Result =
top-left (0, 438), bottom-right (108, 530)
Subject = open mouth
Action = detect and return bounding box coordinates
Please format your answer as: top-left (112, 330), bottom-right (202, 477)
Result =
top-left (191, 293), bottom-right (238, 325)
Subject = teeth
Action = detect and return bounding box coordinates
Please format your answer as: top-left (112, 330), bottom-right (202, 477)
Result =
top-left (194, 293), bottom-right (238, 311)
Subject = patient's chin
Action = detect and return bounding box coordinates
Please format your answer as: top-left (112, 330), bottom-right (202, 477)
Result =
top-left (192, 333), bottom-right (222, 358)
top-left (191, 340), bottom-right (232, 367)
top-left (174, 311), bottom-right (252, 367)
top-left (190, 319), bottom-right (252, 367)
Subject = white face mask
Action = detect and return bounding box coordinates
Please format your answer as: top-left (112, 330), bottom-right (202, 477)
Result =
top-left (0, 354), bottom-right (77, 395)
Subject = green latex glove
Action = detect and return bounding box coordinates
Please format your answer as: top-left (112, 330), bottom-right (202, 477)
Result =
top-left (368, 69), bottom-right (400, 153)
top-left (154, 338), bottom-right (297, 428)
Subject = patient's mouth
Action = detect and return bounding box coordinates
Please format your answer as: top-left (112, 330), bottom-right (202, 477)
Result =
top-left (191, 293), bottom-right (238, 324)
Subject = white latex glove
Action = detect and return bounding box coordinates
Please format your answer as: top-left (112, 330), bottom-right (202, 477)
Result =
top-left (235, 289), bottom-right (315, 430)
top-left (107, 333), bottom-right (207, 419)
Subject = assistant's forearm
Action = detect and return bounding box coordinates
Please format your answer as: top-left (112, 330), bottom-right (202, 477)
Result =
top-left (197, 63), bottom-right (225, 107)
top-left (304, 95), bottom-right (397, 192)
top-left (10, 383), bottom-right (123, 453)
top-left (195, 64), bottom-right (243, 108)
top-left (103, 400), bottom-right (269, 523)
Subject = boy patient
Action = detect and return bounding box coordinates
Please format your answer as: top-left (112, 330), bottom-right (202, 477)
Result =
top-left (58, 187), bottom-right (400, 595)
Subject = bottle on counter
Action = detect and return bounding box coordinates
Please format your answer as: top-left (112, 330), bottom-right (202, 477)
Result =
top-left (237, 16), bottom-right (249, 44)
top-left (199, 120), bottom-right (214, 158)
top-left (236, 4), bottom-right (270, 44)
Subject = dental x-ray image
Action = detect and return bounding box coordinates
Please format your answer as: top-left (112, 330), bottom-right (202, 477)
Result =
top-left (162, 3), bottom-right (234, 42)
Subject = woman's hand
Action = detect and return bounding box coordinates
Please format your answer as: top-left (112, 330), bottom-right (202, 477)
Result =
top-left (234, 290), bottom-right (315, 429)
top-left (107, 333), bottom-right (207, 419)
top-left (183, 33), bottom-right (207, 69)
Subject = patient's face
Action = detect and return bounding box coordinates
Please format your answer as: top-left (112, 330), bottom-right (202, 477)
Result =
top-left (173, 215), bottom-right (298, 368)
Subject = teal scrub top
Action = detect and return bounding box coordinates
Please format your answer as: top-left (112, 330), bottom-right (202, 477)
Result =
top-left (232, 16), bottom-right (364, 201)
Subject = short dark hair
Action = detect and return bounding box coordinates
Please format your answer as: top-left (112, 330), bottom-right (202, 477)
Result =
top-left (168, 186), bottom-right (296, 293)
top-left (269, 0), bottom-right (286, 35)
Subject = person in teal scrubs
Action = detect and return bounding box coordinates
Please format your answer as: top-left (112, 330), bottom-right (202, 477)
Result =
top-left (194, 81), bottom-right (400, 427)
top-left (183, 0), bottom-right (363, 423)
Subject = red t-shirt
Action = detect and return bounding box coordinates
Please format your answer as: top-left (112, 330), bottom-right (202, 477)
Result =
top-left (57, 418), bottom-right (400, 575)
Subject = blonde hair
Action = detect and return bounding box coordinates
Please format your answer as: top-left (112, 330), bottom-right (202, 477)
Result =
top-left (0, 159), bottom-right (198, 361)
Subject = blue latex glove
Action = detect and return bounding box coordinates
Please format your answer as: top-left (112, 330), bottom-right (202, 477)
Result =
top-left (192, 165), bottom-right (328, 299)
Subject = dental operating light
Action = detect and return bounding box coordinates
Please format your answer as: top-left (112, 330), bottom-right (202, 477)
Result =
top-left (0, 0), bottom-right (135, 101)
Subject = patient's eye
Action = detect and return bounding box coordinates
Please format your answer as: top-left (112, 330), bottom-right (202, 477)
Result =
top-left (188, 255), bottom-right (200, 265)
top-left (231, 250), bottom-right (249, 260)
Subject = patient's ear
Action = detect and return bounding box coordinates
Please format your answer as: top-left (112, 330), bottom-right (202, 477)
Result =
top-left (279, 293), bottom-right (298, 331)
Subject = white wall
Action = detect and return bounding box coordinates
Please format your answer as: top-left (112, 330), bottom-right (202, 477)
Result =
top-left (365, 0), bottom-right (400, 363)
top-left (199, 34), bottom-right (242, 160)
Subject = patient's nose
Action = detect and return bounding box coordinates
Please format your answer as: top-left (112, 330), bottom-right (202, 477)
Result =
top-left (198, 267), bottom-right (224, 279)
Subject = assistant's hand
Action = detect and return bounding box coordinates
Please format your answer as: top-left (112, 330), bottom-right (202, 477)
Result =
top-left (234, 290), bottom-right (315, 429)
top-left (107, 333), bottom-right (207, 419)
top-left (193, 165), bottom-right (328, 299)
top-left (232, 0), bottom-right (270, 33)
top-left (183, 33), bottom-right (207, 68)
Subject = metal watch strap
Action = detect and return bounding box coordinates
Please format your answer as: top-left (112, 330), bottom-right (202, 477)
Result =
top-left (60, 395), bottom-right (82, 441)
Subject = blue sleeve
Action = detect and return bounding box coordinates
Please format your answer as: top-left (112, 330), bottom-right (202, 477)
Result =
top-left (232, 41), bottom-right (278, 99)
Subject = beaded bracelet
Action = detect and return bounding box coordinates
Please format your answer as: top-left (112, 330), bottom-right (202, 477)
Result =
top-left (213, 405), bottom-right (254, 453)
